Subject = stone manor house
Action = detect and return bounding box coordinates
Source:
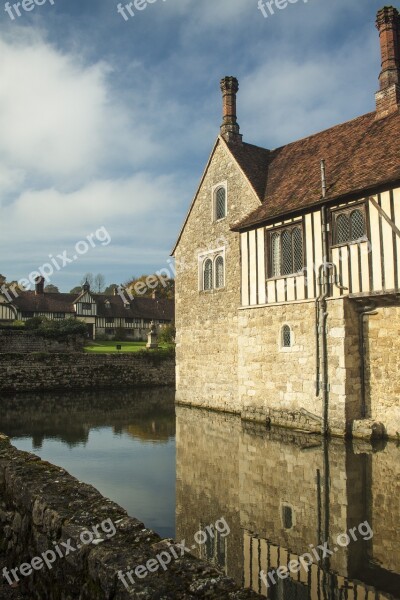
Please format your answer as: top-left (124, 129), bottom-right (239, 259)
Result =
top-left (173, 6), bottom-right (400, 440)
top-left (0, 277), bottom-right (174, 340)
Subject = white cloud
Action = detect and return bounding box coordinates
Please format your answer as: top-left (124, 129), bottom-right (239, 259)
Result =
top-left (0, 33), bottom-right (160, 191)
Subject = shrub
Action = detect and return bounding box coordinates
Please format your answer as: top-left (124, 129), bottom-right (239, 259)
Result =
top-left (25, 317), bottom-right (87, 340)
top-left (158, 324), bottom-right (176, 344)
top-left (114, 327), bottom-right (128, 341)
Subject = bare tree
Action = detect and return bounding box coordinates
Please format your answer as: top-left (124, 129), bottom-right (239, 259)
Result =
top-left (94, 273), bottom-right (106, 293)
top-left (80, 273), bottom-right (94, 288)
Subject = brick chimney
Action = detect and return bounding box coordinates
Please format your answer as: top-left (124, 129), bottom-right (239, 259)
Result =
top-left (220, 76), bottom-right (243, 144)
top-left (375, 6), bottom-right (400, 119)
top-left (35, 276), bottom-right (45, 295)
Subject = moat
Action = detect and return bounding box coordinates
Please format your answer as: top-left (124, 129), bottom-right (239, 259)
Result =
top-left (0, 388), bottom-right (399, 599)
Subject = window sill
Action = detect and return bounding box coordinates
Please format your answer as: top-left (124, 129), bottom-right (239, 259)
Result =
top-left (199, 287), bottom-right (226, 294)
top-left (331, 237), bottom-right (369, 249)
top-left (266, 272), bottom-right (304, 282)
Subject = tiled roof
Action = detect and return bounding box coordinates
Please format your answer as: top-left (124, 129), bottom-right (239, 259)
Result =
top-left (232, 110), bottom-right (400, 230)
top-left (225, 141), bottom-right (270, 199)
top-left (95, 295), bottom-right (174, 320)
top-left (11, 292), bottom-right (174, 321)
top-left (12, 292), bottom-right (77, 313)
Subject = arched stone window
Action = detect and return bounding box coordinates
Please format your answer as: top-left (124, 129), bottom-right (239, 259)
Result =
top-left (281, 324), bottom-right (292, 348)
top-left (203, 259), bottom-right (213, 291)
top-left (215, 187), bottom-right (227, 220)
top-left (215, 255), bottom-right (225, 289)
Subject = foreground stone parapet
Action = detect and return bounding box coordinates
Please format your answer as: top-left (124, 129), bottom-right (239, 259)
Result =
top-left (0, 435), bottom-right (259, 599)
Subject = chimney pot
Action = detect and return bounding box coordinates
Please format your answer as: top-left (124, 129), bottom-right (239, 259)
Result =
top-left (220, 76), bottom-right (243, 144)
top-left (375, 6), bottom-right (400, 118)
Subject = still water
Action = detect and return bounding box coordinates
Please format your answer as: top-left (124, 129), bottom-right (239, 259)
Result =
top-left (0, 389), bottom-right (399, 599)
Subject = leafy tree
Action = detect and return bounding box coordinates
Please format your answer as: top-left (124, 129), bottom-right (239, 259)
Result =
top-left (44, 284), bottom-right (60, 293)
top-left (125, 275), bottom-right (175, 299)
top-left (104, 284), bottom-right (119, 295)
top-left (70, 286), bottom-right (82, 294)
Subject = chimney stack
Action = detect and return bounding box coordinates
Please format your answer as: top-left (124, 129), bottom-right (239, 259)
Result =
top-left (35, 276), bottom-right (45, 295)
top-left (375, 6), bottom-right (400, 119)
top-left (220, 76), bottom-right (243, 144)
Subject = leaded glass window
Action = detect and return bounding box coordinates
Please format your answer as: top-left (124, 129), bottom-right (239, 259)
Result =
top-left (203, 259), bottom-right (213, 290)
top-left (271, 232), bottom-right (281, 277)
top-left (282, 325), bottom-right (292, 348)
top-left (215, 255), bottom-right (224, 288)
top-left (282, 230), bottom-right (292, 276)
top-left (215, 187), bottom-right (226, 220)
top-left (336, 214), bottom-right (350, 245)
top-left (350, 209), bottom-right (365, 240)
top-left (293, 228), bottom-right (303, 273)
top-left (269, 225), bottom-right (304, 277)
top-left (334, 207), bottom-right (366, 244)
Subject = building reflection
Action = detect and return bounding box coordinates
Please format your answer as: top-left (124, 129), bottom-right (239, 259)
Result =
top-left (176, 406), bottom-right (400, 599)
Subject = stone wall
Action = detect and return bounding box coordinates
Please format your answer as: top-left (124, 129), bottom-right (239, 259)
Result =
top-left (365, 306), bottom-right (400, 438)
top-left (0, 330), bottom-right (83, 354)
top-left (237, 297), bottom-right (362, 437)
top-left (174, 139), bottom-right (260, 413)
top-left (0, 434), bottom-right (258, 599)
top-left (0, 352), bottom-right (175, 393)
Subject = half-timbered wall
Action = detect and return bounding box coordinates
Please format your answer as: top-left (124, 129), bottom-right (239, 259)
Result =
top-left (240, 189), bottom-right (400, 306)
top-left (75, 291), bottom-right (97, 316)
top-left (0, 304), bottom-right (16, 321)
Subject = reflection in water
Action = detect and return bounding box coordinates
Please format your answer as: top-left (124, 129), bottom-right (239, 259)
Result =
top-left (176, 406), bottom-right (400, 599)
top-left (0, 388), bottom-right (176, 539)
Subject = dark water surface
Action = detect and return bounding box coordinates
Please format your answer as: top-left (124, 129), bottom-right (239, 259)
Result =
top-left (0, 388), bottom-right (176, 539)
top-left (1, 389), bottom-right (399, 599)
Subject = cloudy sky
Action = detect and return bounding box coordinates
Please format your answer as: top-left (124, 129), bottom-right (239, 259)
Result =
top-left (0, 0), bottom-right (392, 291)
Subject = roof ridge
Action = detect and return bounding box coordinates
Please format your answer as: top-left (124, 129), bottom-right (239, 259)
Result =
top-left (269, 111), bottom-right (376, 154)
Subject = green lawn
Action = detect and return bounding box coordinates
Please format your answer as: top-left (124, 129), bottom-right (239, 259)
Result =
top-left (85, 341), bottom-right (147, 353)
top-left (84, 341), bottom-right (173, 353)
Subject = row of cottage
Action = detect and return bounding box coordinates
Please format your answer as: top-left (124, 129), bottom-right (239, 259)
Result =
top-left (173, 6), bottom-right (400, 439)
top-left (0, 277), bottom-right (174, 340)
